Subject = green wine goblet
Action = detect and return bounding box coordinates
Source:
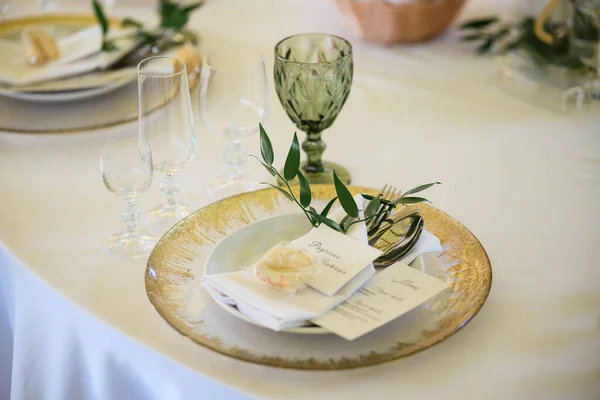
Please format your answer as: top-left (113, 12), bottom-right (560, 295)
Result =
top-left (274, 33), bottom-right (353, 184)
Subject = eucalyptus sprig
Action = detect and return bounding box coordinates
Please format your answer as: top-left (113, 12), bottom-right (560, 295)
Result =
top-left (459, 11), bottom-right (599, 72)
top-left (92, 0), bottom-right (202, 55)
top-left (92, 0), bottom-right (115, 51)
top-left (253, 124), bottom-right (440, 234)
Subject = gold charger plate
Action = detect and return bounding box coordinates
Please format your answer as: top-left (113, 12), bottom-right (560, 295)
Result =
top-left (146, 185), bottom-right (492, 370)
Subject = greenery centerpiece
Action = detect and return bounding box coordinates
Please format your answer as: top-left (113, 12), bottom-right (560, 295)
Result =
top-left (92, 0), bottom-right (202, 66)
top-left (253, 124), bottom-right (439, 234)
top-left (460, 0), bottom-right (599, 74)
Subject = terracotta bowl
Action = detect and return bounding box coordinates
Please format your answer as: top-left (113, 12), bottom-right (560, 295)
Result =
top-left (334, 0), bottom-right (466, 45)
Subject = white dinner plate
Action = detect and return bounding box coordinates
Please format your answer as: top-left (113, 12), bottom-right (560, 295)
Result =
top-left (204, 212), bottom-right (439, 335)
top-left (0, 68), bottom-right (136, 102)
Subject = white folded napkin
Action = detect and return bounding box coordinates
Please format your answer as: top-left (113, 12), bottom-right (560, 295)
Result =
top-left (202, 195), bottom-right (375, 331)
top-left (398, 229), bottom-right (441, 265)
top-left (0, 26), bottom-right (138, 86)
top-left (202, 194), bottom-right (444, 331)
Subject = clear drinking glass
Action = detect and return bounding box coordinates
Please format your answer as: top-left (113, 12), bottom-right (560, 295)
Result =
top-left (274, 33), bottom-right (353, 184)
top-left (37, 0), bottom-right (59, 11)
top-left (138, 56), bottom-right (196, 233)
top-left (101, 138), bottom-right (156, 259)
top-left (199, 46), bottom-right (269, 199)
top-left (0, 0), bottom-right (9, 19)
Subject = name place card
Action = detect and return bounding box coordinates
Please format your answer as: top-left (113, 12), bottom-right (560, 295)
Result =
top-left (290, 225), bottom-right (382, 296)
top-left (312, 262), bottom-right (448, 340)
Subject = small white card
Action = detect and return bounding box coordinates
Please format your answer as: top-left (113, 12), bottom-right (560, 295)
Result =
top-left (312, 263), bottom-right (448, 340)
top-left (290, 225), bottom-right (382, 296)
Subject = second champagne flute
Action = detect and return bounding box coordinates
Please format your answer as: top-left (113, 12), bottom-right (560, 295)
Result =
top-left (199, 46), bottom-right (269, 199)
top-left (138, 56), bottom-right (196, 232)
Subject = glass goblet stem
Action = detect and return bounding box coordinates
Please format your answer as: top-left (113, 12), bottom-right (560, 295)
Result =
top-left (121, 196), bottom-right (142, 239)
top-left (224, 139), bottom-right (248, 180)
top-left (302, 130), bottom-right (326, 173)
top-left (160, 173), bottom-right (181, 208)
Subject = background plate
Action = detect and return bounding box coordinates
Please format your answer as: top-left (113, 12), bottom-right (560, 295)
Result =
top-left (0, 69), bottom-right (136, 102)
top-left (0, 15), bottom-right (197, 133)
top-left (0, 15), bottom-right (139, 133)
top-left (145, 185), bottom-right (492, 370)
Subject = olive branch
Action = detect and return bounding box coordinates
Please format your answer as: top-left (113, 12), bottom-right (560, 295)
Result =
top-left (253, 124), bottom-right (440, 234)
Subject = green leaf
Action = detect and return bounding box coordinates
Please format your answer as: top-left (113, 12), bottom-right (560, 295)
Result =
top-left (260, 182), bottom-right (294, 202)
top-left (333, 170), bottom-right (358, 218)
top-left (307, 206), bottom-right (319, 225)
top-left (340, 215), bottom-right (353, 230)
top-left (522, 42), bottom-right (552, 67)
top-left (364, 196), bottom-right (381, 219)
top-left (102, 41), bottom-right (119, 52)
top-left (320, 196), bottom-right (338, 217)
top-left (461, 33), bottom-right (486, 42)
top-left (312, 213), bottom-right (343, 233)
top-left (503, 40), bottom-right (521, 51)
top-left (159, 0), bottom-right (179, 21)
top-left (182, 1), bottom-right (204, 14)
top-left (393, 196), bottom-right (430, 205)
top-left (121, 17), bottom-right (144, 29)
top-left (403, 182), bottom-right (440, 196)
top-left (495, 26), bottom-right (510, 41)
top-left (250, 155), bottom-right (277, 177)
top-left (283, 132), bottom-right (300, 181)
top-left (556, 55), bottom-right (586, 69)
top-left (161, 11), bottom-right (189, 30)
top-left (135, 30), bottom-right (159, 45)
top-left (460, 17), bottom-right (499, 30)
top-left (476, 38), bottom-right (494, 54)
top-left (361, 194), bottom-right (375, 200)
top-left (297, 171), bottom-right (311, 207)
top-left (158, 0), bottom-right (201, 31)
top-left (259, 123), bottom-right (274, 166)
top-left (92, 0), bottom-right (109, 36)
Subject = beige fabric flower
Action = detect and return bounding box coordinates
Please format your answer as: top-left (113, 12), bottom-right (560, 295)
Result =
top-left (22, 28), bottom-right (60, 66)
top-left (254, 243), bottom-right (317, 293)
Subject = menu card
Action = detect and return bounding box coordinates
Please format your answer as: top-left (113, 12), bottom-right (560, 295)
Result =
top-left (290, 225), bottom-right (382, 296)
top-left (312, 262), bottom-right (448, 340)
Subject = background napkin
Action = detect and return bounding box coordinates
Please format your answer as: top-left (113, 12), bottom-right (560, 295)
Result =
top-left (0, 26), bottom-right (138, 86)
top-left (201, 195), bottom-right (376, 331)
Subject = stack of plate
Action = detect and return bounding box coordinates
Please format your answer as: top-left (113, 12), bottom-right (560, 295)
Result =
top-left (0, 15), bottom-right (138, 103)
top-left (0, 67), bottom-right (137, 103)
top-left (0, 14), bottom-right (198, 133)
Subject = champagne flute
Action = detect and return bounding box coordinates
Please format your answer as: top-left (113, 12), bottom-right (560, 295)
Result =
top-left (274, 33), bottom-right (353, 184)
top-left (101, 138), bottom-right (156, 259)
top-left (199, 46), bottom-right (269, 199)
top-left (138, 56), bottom-right (196, 232)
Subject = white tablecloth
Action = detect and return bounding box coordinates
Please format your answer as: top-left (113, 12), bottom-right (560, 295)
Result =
top-left (1, 0), bottom-right (599, 399)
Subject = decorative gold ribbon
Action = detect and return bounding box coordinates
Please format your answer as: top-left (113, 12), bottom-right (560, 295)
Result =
top-left (534, 0), bottom-right (561, 44)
